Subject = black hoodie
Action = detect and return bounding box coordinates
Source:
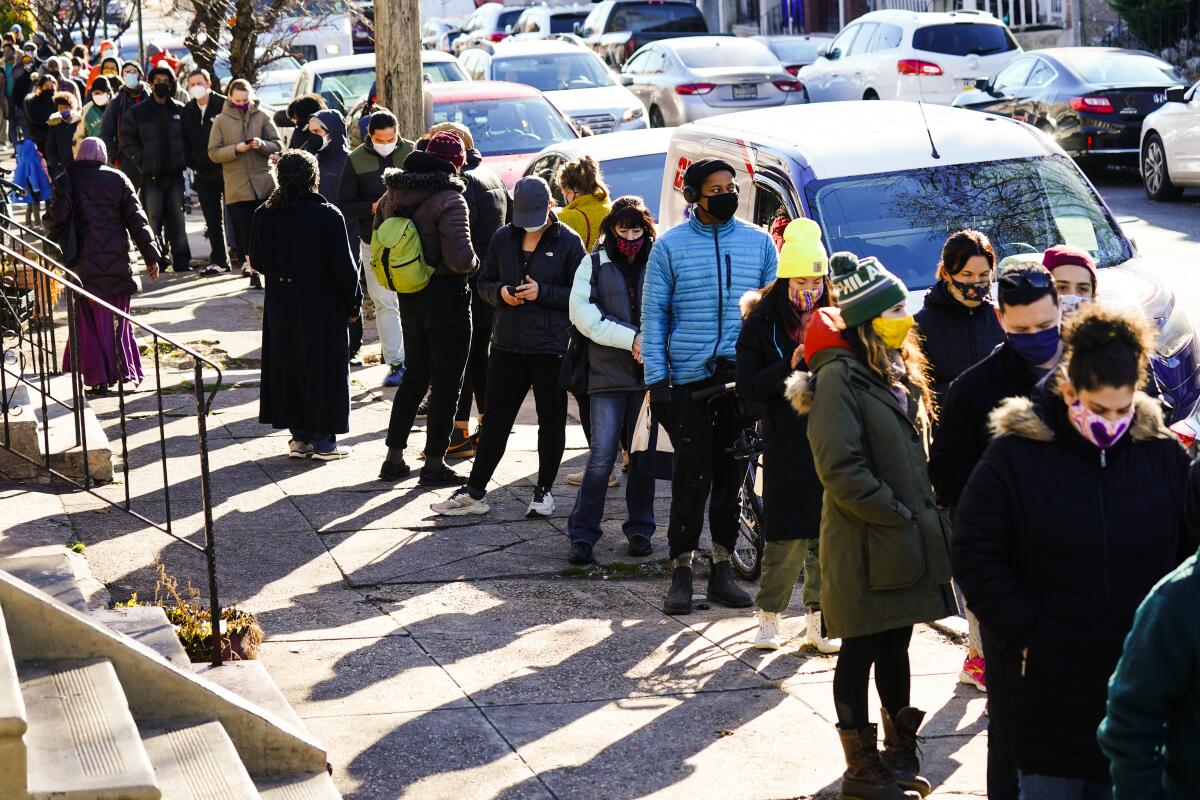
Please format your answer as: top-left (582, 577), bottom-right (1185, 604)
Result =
top-left (914, 280), bottom-right (1005, 407)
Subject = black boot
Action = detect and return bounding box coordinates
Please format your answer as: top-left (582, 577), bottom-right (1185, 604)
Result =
top-left (706, 560), bottom-right (752, 608)
top-left (663, 566), bottom-right (693, 615)
top-left (880, 708), bottom-right (932, 797)
top-left (837, 725), bottom-right (921, 800)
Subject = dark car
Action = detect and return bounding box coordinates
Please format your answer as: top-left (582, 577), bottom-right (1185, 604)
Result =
top-left (953, 47), bottom-right (1185, 166)
top-left (577, 0), bottom-right (709, 68)
top-left (750, 33), bottom-right (834, 76)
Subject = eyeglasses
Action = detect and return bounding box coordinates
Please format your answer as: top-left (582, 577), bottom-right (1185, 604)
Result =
top-left (998, 268), bottom-right (1053, 291)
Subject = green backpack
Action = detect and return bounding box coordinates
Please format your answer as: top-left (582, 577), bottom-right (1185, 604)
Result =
top-left (370, 215), bottom-right (434, 294)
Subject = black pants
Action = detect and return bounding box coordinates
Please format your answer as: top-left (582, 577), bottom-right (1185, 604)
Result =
top-left (468, 350), bottom-right (567, 492)
top-left (227, 199), bottom-right (262, 270)
top-left (455, 290), bottom-right (494, 423)
top-left (141, 172), bottom-right (191, 270)
top-left (658, 376), bottom-right (743, 559)
top-left (833, 626), bottom-right (914, 730)
top-left (193, 169), bottom-right (227, 267)
top-left (385, 277), bottom-right (471, 464)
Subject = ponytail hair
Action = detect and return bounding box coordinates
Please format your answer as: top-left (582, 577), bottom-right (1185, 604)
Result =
top-left (1062, 303), bottom-right (1155, 392)
top-left (556, 155), bottom-right (608, 201)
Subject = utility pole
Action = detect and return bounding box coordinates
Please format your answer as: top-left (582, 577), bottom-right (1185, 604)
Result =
top-left (374, 0), bottom-right (424, 140)
top-left (136, 0), bottom-right (145, 68)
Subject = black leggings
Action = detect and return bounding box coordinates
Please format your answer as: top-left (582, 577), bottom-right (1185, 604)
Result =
top-left (832, 625), bottom-right (913, 730)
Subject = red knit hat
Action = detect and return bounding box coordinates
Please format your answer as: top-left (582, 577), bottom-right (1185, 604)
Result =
top-left (1042, 245), bottom-right (1097, 286)
top-left (425, 131), bottom-right (465, 170)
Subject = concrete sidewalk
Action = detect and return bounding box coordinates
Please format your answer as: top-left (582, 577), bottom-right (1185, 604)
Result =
top-left (0, 208), bottom-right (989, 799)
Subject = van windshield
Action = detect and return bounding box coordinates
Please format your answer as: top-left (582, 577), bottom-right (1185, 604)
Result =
top-left (804, 155), bottom-right (1131, 291)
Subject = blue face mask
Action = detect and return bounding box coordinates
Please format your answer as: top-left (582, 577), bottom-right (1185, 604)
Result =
top-left (1008, 326), bottom-right (1060, 365)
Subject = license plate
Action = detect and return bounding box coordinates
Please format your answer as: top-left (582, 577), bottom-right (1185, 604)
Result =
top-left (963, 79), bottom-right (979, 90)
top-left (733, 83), bottom-right (758, 100)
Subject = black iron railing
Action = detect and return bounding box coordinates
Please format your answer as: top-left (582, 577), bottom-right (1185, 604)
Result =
top-left (0, 216), bottom-right (228, 665)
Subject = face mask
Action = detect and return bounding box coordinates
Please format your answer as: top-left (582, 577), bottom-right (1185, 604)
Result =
top-left (92, 92), bottom-right (109, 106)
top-left (188, 85), bottom-right (208, 101)
top-left (59, 110), bottom-right (70, 120)
top-left (123, 73), bottom-right (139, 89)
top-left (523, 224), bottom-right (545, 233)
top-left (789, 283), bottom-right (824, 312)
top-left (102, 49), bottom-right (117, 60)
top-left (871, 315), bottom-right (914, 350)
top-left (702, 192), bottom-right (738, 223)
top-left (1059, 294), bottom-right (1088, 316)
top-left (950, 276), bottom-right (990, 303)
top-left (321, 133), bottom-right (331, 150)
top-left (1068, 400), bottom-right (1133, 449)
top-left (373, 140), bottom-right (397, 157)
top-left (300, 135), bottom-right (322, 154)
top-left (102, 68), bottom-right (116, 77)
top-left (1007, 326), bottom-right (1060, 365)
top-left (231, 100), bottom-right (250, 110)
top-left (615, 234), bottom-right (645, 260)
top-left (152, 82), bottom-right (171, 98)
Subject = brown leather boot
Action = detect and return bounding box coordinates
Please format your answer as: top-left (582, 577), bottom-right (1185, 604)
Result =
top-left (836, 725), bottom-right (920, 800)
top-left (880, 707), bottom-right (932, 797)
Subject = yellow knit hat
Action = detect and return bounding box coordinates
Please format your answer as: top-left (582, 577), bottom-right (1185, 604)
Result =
top-left (777, 218), bottom-right (828, 279)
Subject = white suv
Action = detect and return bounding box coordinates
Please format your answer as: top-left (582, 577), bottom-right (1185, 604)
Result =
top-left (798, 10), bottom-right (1022, 105)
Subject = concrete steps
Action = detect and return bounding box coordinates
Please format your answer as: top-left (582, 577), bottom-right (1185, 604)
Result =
top-left (139, 718), bottom-right (260, 800)
top-left (0, 367), bottom-right (112, 483)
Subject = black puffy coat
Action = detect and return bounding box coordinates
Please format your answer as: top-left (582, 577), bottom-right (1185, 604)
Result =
top-left (122, 96), bottom-right (187, 178)
top-left (914, 281), bottom-right (1004, 408)
top-left (24, 89), bottom-right (55, 151)
top-left (462, 149), bottom-right (510, 259)
top-left (43, 160), bottom-right (160, 297)
top-left (735, 287), bottom-right (823, 541)
top-left (100, 85), bottom-right (150, 186)
top-left (952, 385), bottom-right (1191, 783)
top-left (181, 91), bottom-right (224, 174)
top-left (478, 221), bottom-right (585, 356)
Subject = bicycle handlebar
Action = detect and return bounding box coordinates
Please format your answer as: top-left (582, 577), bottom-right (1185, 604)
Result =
top-left (691, 381), bottom-right (736, 401)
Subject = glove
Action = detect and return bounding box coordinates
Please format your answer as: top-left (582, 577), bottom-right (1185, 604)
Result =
top-left (648, 381), bottom-right (672, 426)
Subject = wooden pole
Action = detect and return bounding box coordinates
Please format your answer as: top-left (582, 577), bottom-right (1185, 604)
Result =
top-left (374, 0), bottom-right (424, 141)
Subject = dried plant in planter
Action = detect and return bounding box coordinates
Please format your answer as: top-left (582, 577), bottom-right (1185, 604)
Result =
top-left (152, 563), bottom-right (264, 662)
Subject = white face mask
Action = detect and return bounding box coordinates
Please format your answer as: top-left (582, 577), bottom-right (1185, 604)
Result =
top-left (372, 140), bottom-right (397, 157)
top-left (321, 133), bottom-right (331, 150)
top-left (122, 73), bottom-right (139, 89)
top-left (92, 93), bottom-right (109, 107)
top-left (1059, 294), bottom-right (1089, 316)
top-left (188, 85), bottom-right (208, 101)
top-left (523, 224), bottom-right (544, 233)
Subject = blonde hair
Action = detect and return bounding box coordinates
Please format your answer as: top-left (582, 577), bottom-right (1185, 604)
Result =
top-left (848, 322), bottom-right (937, 423)
top-left (556, 155), bottom-right (608, 201)
top-left (427, 121), bottom-right (473, 150)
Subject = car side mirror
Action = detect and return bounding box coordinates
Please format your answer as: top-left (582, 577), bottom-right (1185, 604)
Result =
top-left (620, 73), bottom-right (633, 86)
top-left (1166, 85), bottom-right (1186, 103)
top-left (816, 44), bottom-right (829, 59)
top-left (974, 77), bottom-right (992, 93)
top-left (573, 21), bottom-right (581, 35)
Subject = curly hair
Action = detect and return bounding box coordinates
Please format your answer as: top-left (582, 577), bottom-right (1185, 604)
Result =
top-left (265, 151), bottom-right (318, 210)
top-left (556, 155), bottom-right (609, 201)
top-left (1062, 303), bottom-right (1155, 392)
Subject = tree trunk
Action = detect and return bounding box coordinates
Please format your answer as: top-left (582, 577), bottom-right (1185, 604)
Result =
top-left (374, 0), bottom-right (423, 140)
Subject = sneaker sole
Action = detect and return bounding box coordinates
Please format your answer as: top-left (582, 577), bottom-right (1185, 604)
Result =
top-left (445, 449), bottom-right (476, 459)
top-left (311, 452), bottom-right (350, 461)
top-left (525, 508), bottom-right (554, 518)
top-left (752, 641), bottom-right (782, 651)
top-left (433, 503), bottom-right (490, 516)
top-left (287, 452), bottom-right (311, 460)
top-left (958, 672), bottom-right (987, 692)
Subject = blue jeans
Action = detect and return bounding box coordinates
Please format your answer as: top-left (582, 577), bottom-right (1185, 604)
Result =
top-left (567, 391), bottom-right (655, 544)
top-left (290, 429), bottom-right (335, 453)
top-left (1019, 773), bottom-right (1112, 800)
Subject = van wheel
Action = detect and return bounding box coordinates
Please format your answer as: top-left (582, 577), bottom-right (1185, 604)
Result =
top-left (649, 106), bottom-right (666, 128)
top-left (1143, 134), bottom-right (1183, 202)
top-left (863, 89), bottom-right (879, 100)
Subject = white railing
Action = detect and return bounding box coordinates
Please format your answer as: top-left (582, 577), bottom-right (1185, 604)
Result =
top-left (964, 0), bottom-right (1066, 30)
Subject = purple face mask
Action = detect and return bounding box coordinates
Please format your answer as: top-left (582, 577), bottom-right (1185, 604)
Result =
top-left (1068, 400), bottom-right (1133, 449)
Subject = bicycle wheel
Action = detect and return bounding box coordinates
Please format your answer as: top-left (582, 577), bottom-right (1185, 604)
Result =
top-left (732, 462), bottom-right (764, 580)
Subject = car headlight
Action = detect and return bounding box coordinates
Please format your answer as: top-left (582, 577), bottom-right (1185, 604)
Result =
top-left (325, 43), bottom-right (341, 55)
top-left (1158, 307), bottom-right (1195, 359)
top-left (622, 106), bottom-right (643, 122)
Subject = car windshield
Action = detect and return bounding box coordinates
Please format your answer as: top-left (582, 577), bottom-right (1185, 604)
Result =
top-left (423, 61), bottom-right (465, 82)
top-left (498, 8), bottom-right (525, 30)
top-left (804, 155), bottom-right (1131, 291)
top-left (256, 78), bottom-right (295, 108)
top-left (551, 12), bottom-right (587, 33)
top-left (493, 53), bottom-right (613, 91)
top-left (676, 41), bottom-right (780, 69)
top-left (433, 97), bottom-right (577, 156)
top-left (912, 23), bottom-right (1018, 56)
top-left (313, 67), bottom-right (375, 111)
top-left (1059, 51), bottom-right (1183, 86)
top-left (607, 3), bottom-right (706, 33)
top-left (768, 38), bottom-right (825, 63)
top-left (601, 153), bottom-right (666, 219)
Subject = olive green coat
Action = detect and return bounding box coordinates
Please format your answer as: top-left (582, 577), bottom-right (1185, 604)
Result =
top-left (789, 347), bottom-right (957, 639)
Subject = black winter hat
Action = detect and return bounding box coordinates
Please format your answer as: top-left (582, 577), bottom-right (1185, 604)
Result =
top-left (683, 157), bottom-right (736, 191)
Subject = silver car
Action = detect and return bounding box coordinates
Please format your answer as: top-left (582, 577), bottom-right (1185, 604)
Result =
top-left (619, 36), bottom-right (806, 127)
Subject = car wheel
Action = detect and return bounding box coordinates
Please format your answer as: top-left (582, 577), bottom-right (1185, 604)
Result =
top-left (1143, 134), bottom-right (1183, 202)
top-left (863, 89), bottom-right (879, 100)
top-left (649, 106), bottom-right (665, 128)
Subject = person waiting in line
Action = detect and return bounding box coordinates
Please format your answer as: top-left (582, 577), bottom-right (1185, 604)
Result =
top-left (953, 304), bottom-right (1191, 800)
top-left (100, 61), bottom-right (149, 189)
top-left (250, 150), bottom-right (361, 461)
top-left (430, 176), bottom-right (585, 518)
top-left (23, 72), bottom-right (56, 154)
top-left (641, 158), bottom-right (777, 616)
top-left (565, 195), bottom-right (657, 564)
top-left (1043, 244), bottom-right (1096, 315)
top-left (795, 252), bottom-right (951, 800)
top-left (75, 78), bottom-right (112, 150)
top-left (181, 68), bottom-right (229, 276)
top-left (43, 91), bottom-right (78, 179)
top-left (737, 219), bottom-right (840, 655)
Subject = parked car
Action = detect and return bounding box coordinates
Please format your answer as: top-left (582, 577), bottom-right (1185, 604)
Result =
top-left (453, 3), bottom-right (530, 54)
top-left (578, 0), bottom-right (709, 68)
top-left (1140, 79), bottom-right (1200, 201)
top-left (510, 5), bottom-right (591, 40)
top-left (288, 51), bottom-right (466, 114)
top-left (799, 9), bottom-right (1021, 104)
top-left (423, 49), bottom-right (471, 82)
top-left (459, 39), bottom-right (647, 133)
top-left (523, 127), bottom-right (675, 217)
top-left (751, 33), bottom-right (834, 75)
top-left (423, 80), bottom-right (581, 187)
top-left (255, 68), bottom-right (302, 113)
top-left (422, 17), bottom-right (463, 52)
top-left (954, 47), bottom-right (1184, 168)
top-left (620, 36), bottom-right (804, 127)
top-left (658, 100), bottom-right (1200, 436)
top-left (278, 12), bottom-right (355, 62)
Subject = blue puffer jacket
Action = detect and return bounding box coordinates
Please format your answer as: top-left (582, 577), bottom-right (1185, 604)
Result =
top-left (641, 214), bottom-right (777, 386)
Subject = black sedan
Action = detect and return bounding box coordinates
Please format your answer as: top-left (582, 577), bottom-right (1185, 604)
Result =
top-left (952, 47), bottom-right (1184, 166)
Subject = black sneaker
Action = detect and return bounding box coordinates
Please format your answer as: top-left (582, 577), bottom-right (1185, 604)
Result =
top-left (416, 397), bottom-right (430, 418)
top-left (379, 460), bottom-right (411, 481)
top-left (568, 540), bottom-right (594, 565)
top-left (627, 535), bottom-right (653, 557)
top-left (419, 464), bottom-right (466, 487)
top-left (248, 273), bottom-right (263, 290)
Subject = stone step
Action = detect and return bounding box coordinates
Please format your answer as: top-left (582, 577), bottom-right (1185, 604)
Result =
top-left (139, 718), bottom-right (260, 800)
top-left (91, 606), bottom-right (190, 669)
top-left (0, 553), bottom-right (87, 611)
top-left (20, 658), bottom-right (159, 800)
top-left (0, 379), bottom-right (41, 480)
top-left (0, 604), bottom-right (28, 800)
top-left (254, 771), bottom-right (342, 800)
top-left (0, 366), bottom-right (112, 484)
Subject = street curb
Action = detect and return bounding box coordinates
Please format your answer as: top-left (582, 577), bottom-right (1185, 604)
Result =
top-left (929, 615), bottom-right (969, 640)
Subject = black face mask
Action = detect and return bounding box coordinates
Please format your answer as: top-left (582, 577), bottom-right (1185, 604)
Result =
top-left (300, 135), bottom-right (323, 154)
top-left (702, 192), bottom-right (738, 223)
top-left (152, 83), bottom-right (172, 99)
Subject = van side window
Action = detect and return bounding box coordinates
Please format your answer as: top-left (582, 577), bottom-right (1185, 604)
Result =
top-left (753, 183), bottom-right (790, 232)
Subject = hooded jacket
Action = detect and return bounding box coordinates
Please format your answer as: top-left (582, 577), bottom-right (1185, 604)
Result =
top-left (372, 151), bottom-right (477, 278)
top-left (789, 306), bottom-right (956, 639)
top-left (44, 107), bottom-right (79, 174)
top-left (122, 90), bottom-right (187, 178)
top-left (556, 192), bottom-right (611, 251)
top-left (336, 135), bottom-right (412, 244)
top-left (914, 280), bottom-right (1005, 407)
top-left (462, 148), bottom-right (510, 259)
top-left (23, 86), bottom-right (55, 150)
top-left (952, 386), bottom-right (1191, 783)
top-left (641, 215), bottom-right (778, 387)
top-left (207, 101), bottom-right (281, 204)
top-left (312, 108), bottom-right (349, 202)
top-left (99, 80), bottom-right (149, 184)
top-left (181, 90), bottom-right (225, 173)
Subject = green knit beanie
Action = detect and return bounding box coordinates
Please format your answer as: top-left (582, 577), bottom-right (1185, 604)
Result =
top-left (829, 251), bottom-right (909, 328)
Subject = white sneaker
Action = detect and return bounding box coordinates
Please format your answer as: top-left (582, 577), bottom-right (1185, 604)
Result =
top-left (753, 611), bottom-right (783, 650)
top-left (287, 440), bottom-right (313, 459)
top-left (432, 488), bottom-right (490, 516)
top-left (804, 609), bottom-right (841, 654)
top-left (566, 468), bottom-right (620, 487)
top-left (526, 486), bottom-right (555, 518)
top-left (311, 445), bottom-right (352, 461)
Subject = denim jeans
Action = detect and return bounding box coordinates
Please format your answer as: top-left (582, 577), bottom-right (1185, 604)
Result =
top-left (1019, 773), bottom-right (1112, 800)
top-left (567, 391), bottom-right (655, 544)
top-left (290, 429), bottom-right (335, 452)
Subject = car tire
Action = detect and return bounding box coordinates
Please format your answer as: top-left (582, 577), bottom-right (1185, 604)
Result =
top-left (863, 89), bottom-right (879, 100)
top-left (1142, 134), bottom-right (1183, 202)
top-left (649, 106), bottom-right (665, 128)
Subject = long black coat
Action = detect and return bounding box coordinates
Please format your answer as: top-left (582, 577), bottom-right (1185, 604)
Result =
top-left (914, 281), bottom-right (1005, 409)
top-left (462, 148), bottom-right (510, 259)
top-left (250, 193), bottom-right (362, 435)
top-left (735, 288), bottom-right (822, 540)
top-left (952, 386), bottom-right (1191, 783)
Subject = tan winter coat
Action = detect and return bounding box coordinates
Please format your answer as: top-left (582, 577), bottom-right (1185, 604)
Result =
top-left (207, 102), bottom-right (281, 204)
